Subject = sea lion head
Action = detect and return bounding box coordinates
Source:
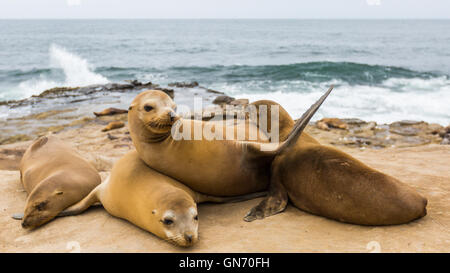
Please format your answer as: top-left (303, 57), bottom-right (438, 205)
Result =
top-left (154, 194), bottom-right (199, 247)
top-left (21, 186), bottom-right (66, 229)
top-left (129, 90), bottom-right (179, 138)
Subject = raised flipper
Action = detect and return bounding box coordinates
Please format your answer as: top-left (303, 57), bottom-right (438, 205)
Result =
top-left (243, 85), bottom-right (334, 222)
top-left (196, 191), bottom-right (267, 204)
top-left (243, 85), bottom-right (334, 156)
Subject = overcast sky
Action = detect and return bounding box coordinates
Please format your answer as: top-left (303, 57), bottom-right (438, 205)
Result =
top-left (1, 0), bottom-right (449, 19)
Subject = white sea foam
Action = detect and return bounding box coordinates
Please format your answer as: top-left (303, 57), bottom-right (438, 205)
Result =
top-left (13, 44), bottom-right (109, 99)
top-left (228, 78), bottom-right (450, 125)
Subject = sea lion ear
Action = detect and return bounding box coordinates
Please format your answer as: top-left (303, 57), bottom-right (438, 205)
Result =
top-left (128, 106), bottom-right (133, 111)
top-left (54, 190), bottom-right (63, 195)
top-left (152, 209), bottom-right (157, 215)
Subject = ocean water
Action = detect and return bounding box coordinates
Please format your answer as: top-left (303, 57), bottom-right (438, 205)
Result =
top-left (0, 19), bottom-right (449, 124)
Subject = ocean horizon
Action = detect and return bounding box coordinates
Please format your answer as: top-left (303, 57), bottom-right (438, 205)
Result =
top-left (1, 19), bottom-right (449, 125)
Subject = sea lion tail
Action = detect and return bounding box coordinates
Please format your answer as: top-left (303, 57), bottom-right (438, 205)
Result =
top-left (197, 191), bottom-right (267, 203)
top-left (275, 85), bottom-right (333, 154)
top-left (58, 182), bottom-right (103, 217)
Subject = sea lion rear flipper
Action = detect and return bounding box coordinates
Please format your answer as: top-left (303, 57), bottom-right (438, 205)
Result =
top-left (11, 213), bottom-right (24, 220)
top-left (196, 191), bottom-right (267, 204)
top-left (243, 86), bottom-right (333, 221)
top-left (244, 85), bottom-right (334, 158)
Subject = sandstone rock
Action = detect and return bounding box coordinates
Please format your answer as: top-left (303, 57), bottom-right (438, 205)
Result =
top-left (213, 95), bottom-right (235, 105)
top-left (316, 121), bottom-right (330, 131)
top-left (230, 99), bottom-right (249, 106)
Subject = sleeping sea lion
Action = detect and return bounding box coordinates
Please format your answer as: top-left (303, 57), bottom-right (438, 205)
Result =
top-left (60, 151), bottom-right (266, 247)
top-left (15, 135), bottom-right (101, 229)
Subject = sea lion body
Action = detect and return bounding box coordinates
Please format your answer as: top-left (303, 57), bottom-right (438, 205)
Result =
top-left (128, 89), bottom-right (333, 220)
top-left (62, 151), bottom-right (265, 247)
top-left (128, 90), bottom-right (276, 196)
top-left (19, 135), bottom-right (101, 228)
top-left (268, 117), bottom-right (428, 225)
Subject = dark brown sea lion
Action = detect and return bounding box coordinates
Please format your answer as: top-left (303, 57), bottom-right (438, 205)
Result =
top-left (248, 111), bottom-right (428, 225)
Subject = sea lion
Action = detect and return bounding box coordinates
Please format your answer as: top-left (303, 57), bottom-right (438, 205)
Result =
top-left (15, 135), bottom-right (101, 229)
top-left (101, 121), bottom-right (125, 132)
top-left (250, 112), bottom-right (428, 225)
top-left (94, 107), bottom-right (128, 117)
top-left (60, 151), bottom-right (266, 247)
top-left (127, 87), bottom-right (333, 220)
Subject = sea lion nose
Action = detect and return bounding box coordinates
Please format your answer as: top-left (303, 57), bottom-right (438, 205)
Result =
top-left (21, 221), bottom-right (28, 228)
top-left (169, 111), bottom-right (177, 122)
top-left (184, 233), bottom-right (193, 243)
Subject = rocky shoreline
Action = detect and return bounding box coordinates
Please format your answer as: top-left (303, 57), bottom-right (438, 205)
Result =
top-left (0, 81), bottom-right (449, 148)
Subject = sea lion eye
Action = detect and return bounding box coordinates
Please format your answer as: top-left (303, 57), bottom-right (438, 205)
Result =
top-left (144, 105), bottom-right (153, 112)
top-left (194, 215), bottom-right (198, 221)
top-left (35, 202), bottom-right (47, 211)
top-left (162, 218), bottom-right (173, 225)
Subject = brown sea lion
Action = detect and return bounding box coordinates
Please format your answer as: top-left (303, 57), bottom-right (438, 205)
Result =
top-left (60, 151), bottom-right (266, 247)
top-left (94, 107), bottom-right (128, 116)
top-left (127, 87), bottom-right (333, 220)
top-left (249, 110), bottom-right (428, 225)
top-left (101, 121), bottom-right (125, 132)
top-left (14, 135), bottom-right (101, 229)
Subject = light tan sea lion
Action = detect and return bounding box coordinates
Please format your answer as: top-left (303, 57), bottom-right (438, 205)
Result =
top-left (257, 113), bottom-right (428, 225)
top-left (60, 151), bottom-right (266, 247)
top-left (101, 121), bottom-right (125, 132)
top-left (15, 135), bottom-right (101, 229)
top-left (128, 87), bottom-right (333, 221)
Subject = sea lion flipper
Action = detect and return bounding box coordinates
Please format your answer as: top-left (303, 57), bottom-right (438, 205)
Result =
top-left (243, 85), bottom-right (334, 159)
top-left (58, 182), bottom-right (103, 217)
top-left (276, 85), bottom-right (334, 154)
top-left (243, 173), bottom-right (288, 222)
top-left (11, 213), bottom-right (24, 220)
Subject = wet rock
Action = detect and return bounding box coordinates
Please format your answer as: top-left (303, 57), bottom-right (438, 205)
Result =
top-left (206, 89), bottom-right (225, 94)
top-left (94, 108), bottom-right (128, 117)
top-left (341, 118), bottom-right (366, 125)
top-left (213, 95), bottom-right (235, 105)
top-left (102, 121), bottom-right (125, 132)
top-left (32, 87), bottom-right (79, 98)
top-left (389, 126), bottom-right (421, 136)
top-left (153, 88), bottom-right (174, 99)
top-left (168, 81), bottom-right (199, 88)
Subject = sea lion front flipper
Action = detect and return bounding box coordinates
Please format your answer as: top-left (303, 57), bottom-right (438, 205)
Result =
top-left (11, 213), bottom-right (24, 220)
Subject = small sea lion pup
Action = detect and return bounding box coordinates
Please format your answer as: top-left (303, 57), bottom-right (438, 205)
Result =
top-left (13, 135), bottom-right (101, 229)
top-left (128, 86), bottom-right (333, 221)
top-left (60, 151), bottom-right (266, 247)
